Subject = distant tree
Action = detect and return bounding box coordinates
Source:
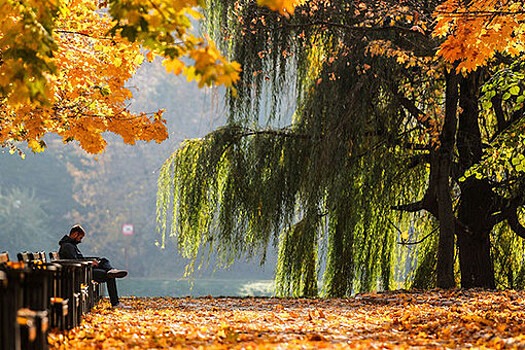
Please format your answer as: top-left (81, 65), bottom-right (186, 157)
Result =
top-left (0, 186), bottom-right (54, 253)
top-left (157, 0), bottom-right (525, 296)
top-left (64, 60), bottom-right (225, 276)
top-left (65, 140), bottom-right (160, 271)
top-left (0, 141), bottom-right (76, 236)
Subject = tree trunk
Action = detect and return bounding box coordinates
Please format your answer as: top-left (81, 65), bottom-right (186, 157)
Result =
top-left (456, 180), bottom-right (496, 289)
top-left (436, 152), bottom-right (456, 288)
top-left (456, 72), bottom-right (496, 289)
top-left (435, 70), bottom-right (458, 289)
top-left (456, 234), bottom-right (494, 288)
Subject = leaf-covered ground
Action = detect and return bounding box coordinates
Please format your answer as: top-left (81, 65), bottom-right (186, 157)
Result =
top-left (48, 290), bottom-right (525, 349)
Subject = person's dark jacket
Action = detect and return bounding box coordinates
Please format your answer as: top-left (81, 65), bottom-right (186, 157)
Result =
top-left (58, 235), bottom-right (84, 259)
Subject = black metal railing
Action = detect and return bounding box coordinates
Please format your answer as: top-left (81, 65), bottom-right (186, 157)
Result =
top-left (0, 250), bottom-right (102, 350)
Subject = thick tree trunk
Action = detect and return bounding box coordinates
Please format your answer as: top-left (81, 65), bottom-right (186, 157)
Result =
top-left (456, 72), bottom-right (496, 289)
top-left (456, 180), bottom-right (496, 288)
top-left (456, 232), bottom-right (494, 288)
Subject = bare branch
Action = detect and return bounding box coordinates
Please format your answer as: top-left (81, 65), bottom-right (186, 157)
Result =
top-left (406, 154), bottom-right (430, 169)
top-left (507, 207), bottom-right (525, 239)
top-left (398, 228), bottom-right (437, 246)
top-left (392, 200), bottom-right (425, 212)
top-left (240, 128), bottom-right (311, 139)
top-left (395, 95), bottom-right (432, 129)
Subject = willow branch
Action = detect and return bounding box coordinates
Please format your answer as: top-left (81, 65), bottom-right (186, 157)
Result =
top-left (240, 128), bottom-right (311, 139)
top-left (283, 21), bottom-right (429, 37)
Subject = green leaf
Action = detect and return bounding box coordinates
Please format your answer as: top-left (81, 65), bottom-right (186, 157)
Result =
top-left (510, 85), bottom-right (520, 96)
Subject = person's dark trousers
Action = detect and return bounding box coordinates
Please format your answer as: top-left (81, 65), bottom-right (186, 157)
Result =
top-left (96, 258), bottom-right (113, 272)
top-left (92, 258), bottom-right (120, 306)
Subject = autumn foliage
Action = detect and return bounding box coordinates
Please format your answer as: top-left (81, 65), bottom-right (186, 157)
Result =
top-left (0, 0), bottom-right (241, 154)
top-left (434, 0), bottom-right (525, 72)
top-left (49, 290), bottom-right (525, 349)
top-left (2, 0), bottom-right (522, 152)
top-left (257, 0), bottom-right (307, 16)
top-left (1, 0), bottom-right (160, 153)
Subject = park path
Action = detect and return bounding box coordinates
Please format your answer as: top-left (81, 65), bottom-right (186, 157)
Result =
top-left (48, 290), bottom-right (525, 349)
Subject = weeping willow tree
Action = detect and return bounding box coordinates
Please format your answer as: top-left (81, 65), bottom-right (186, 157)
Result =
top-left (157, 0), bottom-right (525, 296)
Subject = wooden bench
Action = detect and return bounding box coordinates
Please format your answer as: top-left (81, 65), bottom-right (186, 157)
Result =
top-left (48, 251), bottom-right (102, 314)
top-left (0, 251), bottom-right (9, 265)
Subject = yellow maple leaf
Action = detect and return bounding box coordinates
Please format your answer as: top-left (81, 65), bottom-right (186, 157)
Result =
top-left (162, 58), bottom-right (185, 75)
top-left (257, 0), bottom-right (307, 16)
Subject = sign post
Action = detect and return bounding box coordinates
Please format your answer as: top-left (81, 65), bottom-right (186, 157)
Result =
top-left (122, 224), bottom-right (134, 236)
top-left (122, 224), bottom-right (134, 270)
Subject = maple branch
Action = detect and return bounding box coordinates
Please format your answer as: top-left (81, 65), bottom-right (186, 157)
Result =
top-left (491, 94), bottom-right (508, 132)
top-left (405, 153), bottom-right (430, 168)
top-left (351, 125), bottom-right (422, 160)
top-left (435, 10), bottom-right (525, 17)
top-left (55, 29), bottom-right (112, 40)
top-left (53, 99), bottom-right (157, 122)
top-left (400, 143), bottom-right (430, 152)
top-left (386, 216), bottom-right (437, 246)
top-left (147, 0), bottom-right (168, 21)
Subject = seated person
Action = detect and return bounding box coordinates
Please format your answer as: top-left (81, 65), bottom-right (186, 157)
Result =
top-left (58, 224), bottom-right (129, 309)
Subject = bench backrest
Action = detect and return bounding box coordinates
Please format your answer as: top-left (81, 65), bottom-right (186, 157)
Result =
top-left (0, 251), bottom-right (9, 264)
top-left (49, 251), bottom-right (60, 261)
top-left (34, 251), bottom-right (47, 263)
top-left (17, 251), bottom-right (51, 264)
top-left (17, 251), bottom-right (33, 263)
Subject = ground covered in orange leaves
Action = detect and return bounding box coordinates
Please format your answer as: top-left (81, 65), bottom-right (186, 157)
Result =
top-left (48, 289), bottom-right (525, 349)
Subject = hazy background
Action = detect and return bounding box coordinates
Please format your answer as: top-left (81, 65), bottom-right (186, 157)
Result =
top-left (0, 60), bottom-right (276, 297)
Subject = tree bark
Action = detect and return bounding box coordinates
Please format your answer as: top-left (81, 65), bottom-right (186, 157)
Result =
top-left (435, 70), bottom-right (458, 289)
top-left (456, 179), bottom-right (496, 289)
top-left (456, 72), bottom-right (496, 289)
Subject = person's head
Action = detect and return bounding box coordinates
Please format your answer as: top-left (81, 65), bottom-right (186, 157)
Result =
top-left (69, 224), bottom-right (86, 243)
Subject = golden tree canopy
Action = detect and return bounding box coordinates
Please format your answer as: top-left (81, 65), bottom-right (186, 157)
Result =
top-left (434, 0), bottom-right (525, 72)
top-left (0, 0), bottom-right (242, 153)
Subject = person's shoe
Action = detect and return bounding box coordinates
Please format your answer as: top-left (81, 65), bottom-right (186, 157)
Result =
top-left (112, 302), bottom-right (131, 309)
top-left (107, 269), bottom-right (128, 278)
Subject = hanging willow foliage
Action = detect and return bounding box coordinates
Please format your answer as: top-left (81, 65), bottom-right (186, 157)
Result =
top-left (158, 0), bottom-right (525, 294)
top-left (157, 0), bottom-right (452, 296)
